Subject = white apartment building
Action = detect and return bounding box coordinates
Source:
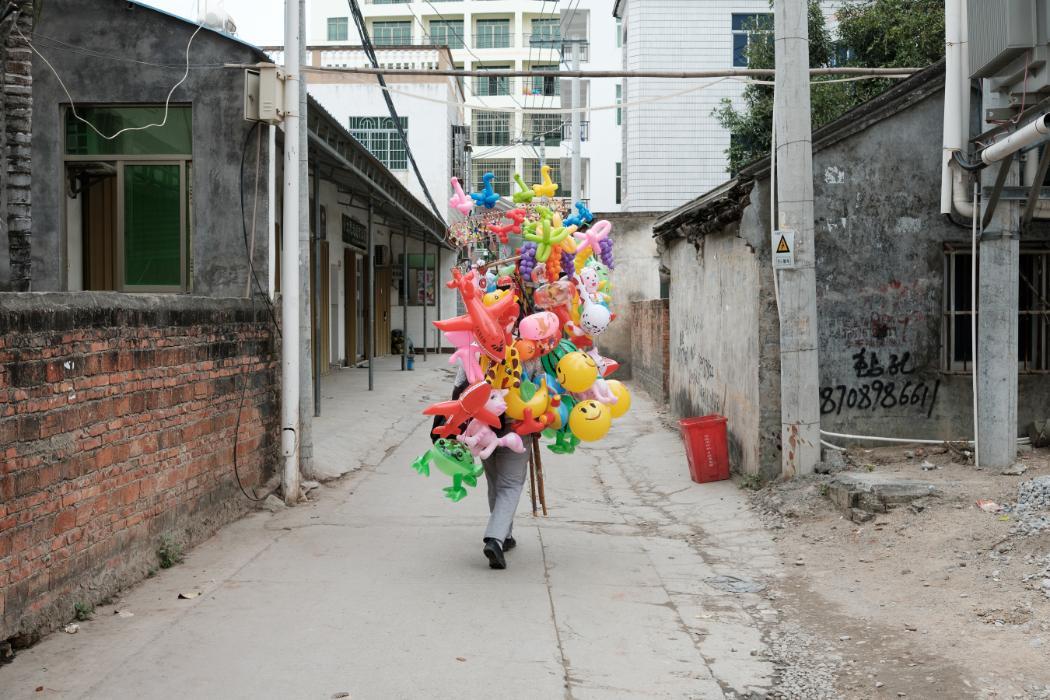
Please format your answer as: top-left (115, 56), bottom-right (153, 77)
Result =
top-left (308, 0), bottom-right (623, 212)
top-left (613, 0), bottom-right (841, 213)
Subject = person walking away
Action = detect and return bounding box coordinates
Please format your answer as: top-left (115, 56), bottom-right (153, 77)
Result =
top-left (433, 366), bottom-right (529, 570)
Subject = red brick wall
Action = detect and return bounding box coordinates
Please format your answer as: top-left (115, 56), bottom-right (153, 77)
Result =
top-left (0, 293), bottom-right (278, 644)
top-left (630, 299), bottom-right (670, 403)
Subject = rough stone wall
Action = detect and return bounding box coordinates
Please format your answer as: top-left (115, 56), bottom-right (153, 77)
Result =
top-left (0, 4), bottom-right (32, 291)
top-left (666, 223), bottom-right (765, 477)
top-left (594, 212), bottom-right (662, 379)
top-left (0, 293), bottom-right (279, 644)
top-left (628, 298), bottom-right (669, 403)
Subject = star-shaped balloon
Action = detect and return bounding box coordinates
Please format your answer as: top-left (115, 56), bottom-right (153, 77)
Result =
top-left (524, 219), bottom-right (571, 263)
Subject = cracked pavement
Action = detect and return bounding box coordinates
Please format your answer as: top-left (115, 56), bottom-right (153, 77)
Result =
top-left (0, 358), bottom-right (784, 699)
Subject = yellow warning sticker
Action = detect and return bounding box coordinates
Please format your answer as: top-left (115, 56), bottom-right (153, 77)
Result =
top-left (776, 236), bottom-right (790, 254)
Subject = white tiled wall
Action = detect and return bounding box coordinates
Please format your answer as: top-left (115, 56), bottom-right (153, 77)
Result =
top-left (619, 0), bottom-right (843, 213)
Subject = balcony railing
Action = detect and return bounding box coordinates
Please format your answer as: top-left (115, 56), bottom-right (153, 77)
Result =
top-left (526, 33), bottom-right (561, 50)
top-left (561, 120), bottom-right (589, 142)
top-left (473, 32), bottom-right (512, 49)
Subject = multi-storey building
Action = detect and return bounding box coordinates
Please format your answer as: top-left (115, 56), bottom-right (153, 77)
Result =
top-left (308, 0), bottom-right (623, 212)
top-left (613, 0), bottom-right (842, 213)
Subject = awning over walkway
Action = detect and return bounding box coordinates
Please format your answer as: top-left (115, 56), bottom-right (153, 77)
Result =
top-left (305, 96), bottom-right (449, 248)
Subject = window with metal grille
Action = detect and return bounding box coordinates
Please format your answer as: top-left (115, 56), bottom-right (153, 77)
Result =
top-left (943, 247), bottom-right (1050, 373)
top-left (472, 111), bottom-right (511, 147)
top-left (615, 162), bottom-right (622, 204)
top-left (528, 64), bottom-right (559, 97)
top-left (429, 20), bottom-right (464, 49)
top-left (475, 19), bottom-right (511, 49)
top-left (616, 83), bottom-right (622, 125)
top-left (348, 116), bottom-right (408, 170)
top-left (473, 65), bottom-right (511, 96)
top-left (472, 159), bottom-right (513, 198)
top-left (526, 113), bottom-right (563, 146)
top-left (523, 159), bottom-right (566, 198)
top-left (372, 21), bottom-right (412, 46)
top-left (327, 17), bottom-right (349, 41)
top-left (732, 13), bottom-right (773, 67)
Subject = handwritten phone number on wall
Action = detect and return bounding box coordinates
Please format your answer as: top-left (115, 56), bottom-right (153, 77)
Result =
top-left (820, 379), bottom-right (941, 418)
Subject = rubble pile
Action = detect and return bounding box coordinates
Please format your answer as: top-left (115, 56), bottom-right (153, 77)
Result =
top-left (1006, 476), bottom-right (1050, 537)
top-left (1023, 553), bottom-right (1050, 601)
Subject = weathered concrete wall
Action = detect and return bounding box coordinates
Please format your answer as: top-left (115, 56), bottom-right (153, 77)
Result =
top-left (595, 212), bottom-right (661, 379)
top-left (664, 81), bottom-right (1050, 468)
top-left (31, 0), bottom-right (269, 295)
top-left (629, 298), bottom-right (669, 403)
top-left (666, 222), bottom-right (765, 477)
top-left (807, 90), bottom-right (1048, 440)
top-left (0, 293), bottom-right (278, 645)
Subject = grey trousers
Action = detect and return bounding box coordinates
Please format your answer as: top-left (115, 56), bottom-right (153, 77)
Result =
top-left (482, 446), bottom-right (529, 544)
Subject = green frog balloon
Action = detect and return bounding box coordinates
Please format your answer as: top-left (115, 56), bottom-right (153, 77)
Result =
top-left (411, 438), bottom-right (485, 502)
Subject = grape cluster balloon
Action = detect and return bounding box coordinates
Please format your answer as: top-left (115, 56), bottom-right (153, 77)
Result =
top-left (519, 242), bottom-right (538, 283)
top-left (599, 238), bottom-right (615, 269)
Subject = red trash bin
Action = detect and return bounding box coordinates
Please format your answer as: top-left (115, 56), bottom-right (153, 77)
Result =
top-left (679, 415), bottom-right (731, 484)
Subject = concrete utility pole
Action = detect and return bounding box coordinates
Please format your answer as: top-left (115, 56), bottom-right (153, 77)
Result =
top-left (773, 0), bottom-right (820, 477)
top-left (978, 92), bottom-right (1020, 470)
top-left (280, 0), bottom-right (303, 504)
top-left (570, 38), bottom-right (582, 203)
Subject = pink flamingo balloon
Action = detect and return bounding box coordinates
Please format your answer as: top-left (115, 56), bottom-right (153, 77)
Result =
top-left (449, 177), bottom-right (474, 217)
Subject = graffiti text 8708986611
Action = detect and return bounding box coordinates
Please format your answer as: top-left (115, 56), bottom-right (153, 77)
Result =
top-left (820, 348), bottom-right (940, 418)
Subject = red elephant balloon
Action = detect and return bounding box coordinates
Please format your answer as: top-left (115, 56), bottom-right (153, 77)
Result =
top-left (434, 269), bottom-right (517, 361)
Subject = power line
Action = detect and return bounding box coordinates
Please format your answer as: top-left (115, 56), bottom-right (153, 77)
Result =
top-left (347, 0), bottom-right (446, 227)
top-left (313, 65), bottom-right (922, 79)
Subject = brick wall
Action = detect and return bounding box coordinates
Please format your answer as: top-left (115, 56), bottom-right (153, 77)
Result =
top-left (629, 298), bottom-right (669, 403)
top-left (0, 3), bottom-right (32, 291)
top-left (0, 293), bottom-right (279, 644)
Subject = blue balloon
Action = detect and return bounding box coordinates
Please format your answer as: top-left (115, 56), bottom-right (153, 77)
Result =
top-left (563, 201), bottom-right (594, 228)
top-left (470, 172), bottom-right (501, 209)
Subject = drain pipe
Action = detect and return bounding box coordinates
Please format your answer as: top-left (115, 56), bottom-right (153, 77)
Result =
top-left (941, 0), bottom-right (963, 215)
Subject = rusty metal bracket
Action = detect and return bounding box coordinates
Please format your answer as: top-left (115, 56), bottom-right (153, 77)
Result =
top-left (981, 154), bottom-right (1014, 230)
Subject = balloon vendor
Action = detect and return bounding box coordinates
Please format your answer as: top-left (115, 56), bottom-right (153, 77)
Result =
top-left (412, 171), bottom-right (630, 571)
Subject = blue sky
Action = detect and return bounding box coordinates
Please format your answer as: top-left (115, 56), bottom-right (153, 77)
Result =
top-left (138, 0), bottom-right (286, 46)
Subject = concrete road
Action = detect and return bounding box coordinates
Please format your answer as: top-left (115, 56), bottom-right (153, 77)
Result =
top-left (0, 358), bottom-right (783, 699)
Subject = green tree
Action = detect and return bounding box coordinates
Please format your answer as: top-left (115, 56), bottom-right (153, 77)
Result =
top-left (715, 0), bottom-right (945, 174)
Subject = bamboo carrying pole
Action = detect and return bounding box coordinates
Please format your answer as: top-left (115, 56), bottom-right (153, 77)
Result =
top-left (531, 435), bottom-right (548, 517)
top-left (528, 444), bottom-right (538, 516)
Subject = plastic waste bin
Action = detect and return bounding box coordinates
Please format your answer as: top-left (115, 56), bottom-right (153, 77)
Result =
top-left (679, 415), bottom-right (730, 483)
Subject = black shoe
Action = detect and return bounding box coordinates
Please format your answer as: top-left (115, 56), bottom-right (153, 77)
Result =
top-left (503, 536), bottom-right (516, 552)
top-left (483, 538), bottom-right (506, 570)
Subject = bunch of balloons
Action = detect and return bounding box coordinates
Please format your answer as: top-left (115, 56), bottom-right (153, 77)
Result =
top-left (413, 199), bottom-right (630, 502)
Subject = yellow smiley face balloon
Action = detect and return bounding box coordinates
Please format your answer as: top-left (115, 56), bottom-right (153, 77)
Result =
top-left (568, 400), bottom-right (612, 442)
top-left (605, 380), bottom-right (631, 419)
top-left (556, 351), bottom-right (598, 393)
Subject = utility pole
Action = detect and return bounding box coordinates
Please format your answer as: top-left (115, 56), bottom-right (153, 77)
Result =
top-left (280, 0), bottom-right (303, 504)
top-left (569, 37), bottom-right (582, 203)
top-left (978, 88), bottom-right (1020, 470)
top-left (773, 0), bottom-right (820, 477)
